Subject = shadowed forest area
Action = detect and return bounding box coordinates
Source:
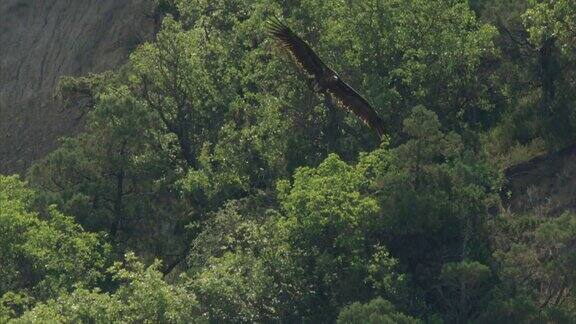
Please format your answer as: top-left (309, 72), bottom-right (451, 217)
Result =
top-left (1, 0), bottom-right (575, 322)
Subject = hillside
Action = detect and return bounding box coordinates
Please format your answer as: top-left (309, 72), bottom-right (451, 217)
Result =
top-left (0, 1), bottom-right (574, 322)
top-left (0, 0), bottom-right (155, 174)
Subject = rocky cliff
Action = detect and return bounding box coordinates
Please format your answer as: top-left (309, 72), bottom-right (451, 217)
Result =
top-left (0, 0), bottom-right (155, 174)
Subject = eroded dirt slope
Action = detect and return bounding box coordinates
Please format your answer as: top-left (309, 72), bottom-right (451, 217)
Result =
top-left (505, 144), bottom-right (576, 217)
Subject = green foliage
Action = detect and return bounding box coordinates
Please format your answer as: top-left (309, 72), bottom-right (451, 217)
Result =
top-left (337, 297), bottom-right (422, 324)
top-left (277, 155), bottom-right (396, 318)
top-left (375, 106), bottom-right (498, 243)
top-left (277, 154), bottom-right (379, 255)
top-left (9, 0), bottom-right (576, 322)
top-left (0, 176), bottom-right (109, 301)
top-left (489, 212), bottom-right (576, 320)
top-left (56, 72), bottom-right (113, 110)
top-left (297, 0), bottom-right (500, 136)
top-left (524, 0), bottom-right (576, 59)
top-left (525, 0), bottom-right (576, 146)
top-left (21, 206), bottom-right (109, 297)
top-left (357, 107), bottom-right (501, 320)
top-left (13, 253), bottom-right (205, 323)
top-left (0, 293), bottom-right (34, 322)
top-left (187, 157), bottom-right (405, 322)
top-left (0, 175), bottom-right (36, 295)
top-left (438, 261), bottom-right (492, 322)
top-left (193, 252), bottom-right (278, 322)
top-left (28, 83), bottom-right (189, 258)
top-left (474, 0), bottom-right (576, 157)
top-left (187, 200), bottom-right (289, 322)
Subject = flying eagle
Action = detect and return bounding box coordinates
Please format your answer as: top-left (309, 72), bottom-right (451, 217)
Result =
top-left (267, 18), bottom-right (385, 139)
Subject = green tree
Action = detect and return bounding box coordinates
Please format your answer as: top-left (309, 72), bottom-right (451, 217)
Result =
top-left (13, 253), bottom-right (206, 323)
top-left (484, 211), bottom-right (576, 322)
top-left (523, 0), bottom-right (576, 146)
top-left (188, 156), bottom-right (404, 322)
top-left (274, 154), bottom-right (405, 321)
top-left (27, 84), bottom-right (189, 262)
top-left (437, 261), bottom-right (492, 323)
top-left (363, 107), bottom-right (500, 319)
top-left (296, 0), bottom-right (500, 139)
top-left (0, 175), bottom-right (110, 315)
top-left (481, 0), bottom-right (576, 159)
top-left (188, 200), bottom-right (292, 322)
top-left (337, 297), bottom-right (422, 324)
top-left (524, 0), bottom-right (576, 60)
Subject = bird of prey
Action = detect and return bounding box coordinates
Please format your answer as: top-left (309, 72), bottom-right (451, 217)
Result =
top-left (267, 18), bottom-right (385, 139)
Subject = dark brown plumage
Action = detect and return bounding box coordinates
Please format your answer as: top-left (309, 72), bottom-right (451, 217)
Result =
top-left (267, 18), bottom-right (385, 139)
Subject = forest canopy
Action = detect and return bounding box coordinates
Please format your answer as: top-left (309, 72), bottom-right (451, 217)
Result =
top-left (1, 0), bottom-right (575, 322)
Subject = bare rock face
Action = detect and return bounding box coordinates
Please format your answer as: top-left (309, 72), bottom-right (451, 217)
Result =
top-left (0, 0), bottom-right (155, 174)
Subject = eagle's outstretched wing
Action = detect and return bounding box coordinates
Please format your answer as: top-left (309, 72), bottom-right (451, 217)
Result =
top-left (327, 79), bottom-right (386, 139)
top-left (267, 18), bottom-right (385, 139)
top-left (266, 17), bottom-right (326, 79)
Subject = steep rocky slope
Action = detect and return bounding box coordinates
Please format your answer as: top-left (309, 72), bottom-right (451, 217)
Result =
top-left (0, 0), bottom-right (155, 174)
